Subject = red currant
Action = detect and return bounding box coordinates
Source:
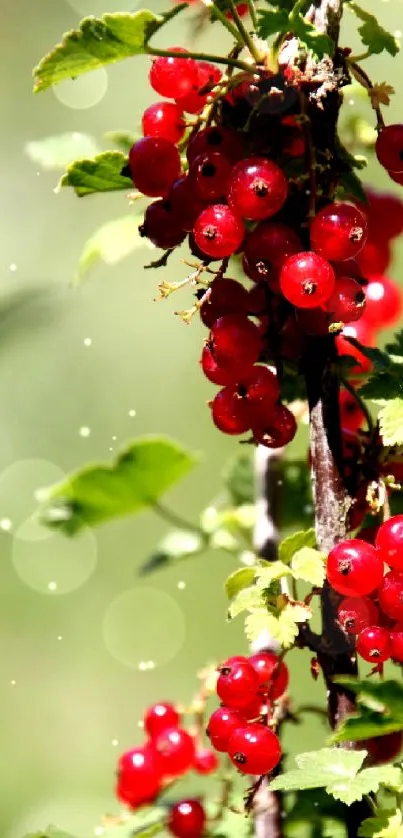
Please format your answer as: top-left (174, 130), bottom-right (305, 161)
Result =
top-left (140, 200), bottom-right (186, 249)
top-left (388, 169), bottom-right (403, 186)
top-left (168, 176), bottom-right (207, 233)
top-left (243, 222), bottom-right (301, 289)
top-left (190, 152), bottom-right (232, 201)
top-left (217, 658), bottom-right (259, 709)
top-left (209, 314), bottom-right (262, 369)
top-left (129, 137), bottom-right (181, 197)
top-left (280, 252), bottom-right (335, 309)
top-left (379, 570), bottom-right (403, 621)
top-left (149, 48), bottom-right (198, 99)
top-left (375, 124), bottom-right (403, 173)
top-left (325, 276), bottom-right (366, 323)
top-left (117, 746), bottom-right (161, 808)
top-left (326, 539), bottom-right (384, 597)
top-left (193, 747), bottom-right (219, 774)
top-left (144, 702), bottom-right (180, 739)
top-left (193, 204), bottom-right (245, 258)
top-left (200, 343), bottom-right (241, 386)
top-left (365, 189), bottom-right (403, 240)
top-left (375, 515), bottom-right (403, 570)
top-left (389, 623), bottom-right (403, 661)
top-left (168, 799), bottom-right (206, 838)
top-left (200, 278), bottom-right (249, 328)
top-left (176, 61), bottom-right (222, 114)
top-left (356, 237), bottom-right (391, 276)
top-left (337, 596), bottom-right (379, 634)
top-left (363, 276), bottom-right (402, 329)
top-left (187, 126), bottom-right (244, 164)
top-left (339, 389), bottom-right (366, 432)
top-left (153, 727), bottom-right (196, 778)
top-left (356, 626), bottom-right (391, 663)
top-left (142, 101), bottom-right (185, 144)
top-left (310, 202), bottom-right (368, 261)
top-left (228, 723), bottom-right (281, 775)
top-left (207, 706), bottom-right (246, 752)
top-left (211, 386), bottom-right (252, 435)
top-left (335, 321), bottom-right (375, 376)
top-left (252, 403), bottom-right (297, 448)
top-left (227, 157), bottom-right (288, 221)
top-left (365, 731), bottom-right (403, 765)
top-left (248, 652), bottom-right (289, 699)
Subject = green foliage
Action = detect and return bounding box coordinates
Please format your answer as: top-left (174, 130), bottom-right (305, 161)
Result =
top-left (347, 3), bottom-right (400, 56)
top-left (140, 529), bottom-right (206, 575)
top-left (291, 546), bottom-right (326, 587)
top-left (245, 601), bottom-right (312, 647)
top-left (224, 566), bottom-right (256, 600)
top-left (378, 399), bottom-right (403, 446)
top-left (359, 810), bottom-right (403, 838)
top-left (257, 8), bottom-right (289, 39)
top-left (39, 436), bottom-right (198, 535)
top-left (228, 585), bottom-right (264, 619)
top-left (254, 561), bottom-right (292, 588)
top-left (60, 152), bottom-right (132, 197)
top-left (353, 330), bottom-right (403, 444)
top-left (332, 678), bottom-right (403, 742)
top-left (257, 6), bottom-right (334, 58)
top-left (278, 528), bottom-right (317, 564)
top-left (75, 215), bottom-right (144, 282)
top-left (25, 133), bottom-right (100, 170)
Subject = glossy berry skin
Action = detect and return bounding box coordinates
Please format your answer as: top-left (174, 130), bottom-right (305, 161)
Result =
top-left (193, 748), bottom-right (219, 774)
top-left (339, 389), bottom-right (366, 432)
top-left (149, 48), bottom-right (198, 99)
top-left (326, 539), bottom-right (384, 597)
top-left (190, 152), bottom-right (232, 201)
top-left (325, 276), bottom-right (366, 324)
top-left (211, 387), bottom-right (252, 435)
top-left (193, 204), bottom-right (245, 258)
top-left (337, 596), bottom-right (379, 635)
top-left (363, 276), bottom-right (402, 329)
top-left (206, 706), bottom-right (246, 752)
top-left (228, 723), bottom-right (281, 775)
top-left (168, 176), bottom-right (207, 233)
top-left (117, 746), bottom-right (160, 808)
top-left (217, 659), bottom-right (259, 709)
top-left (237, 366), bottom-right (280, 410)
top-left (375, 124), bottom-right (403, 173)
top-left (389, 624), bottom-right (403, 662)
top-left (176, 61), bottom-right (222, 114)
top-left (243, 222), bottom-right (301, 290)
top-left (187, 125), bottom-right (244, 164)
top-left (153, 727), bottom-right (196, 778)
top-left (336, 321), bottom-right (375, 376)
top-left (168, 799), bottom-right (206, 838)
top-left (200, 344), bottom-right (240, 386)
top-left (356, 626), bottom-right (391, 663)
top-left (280, 252), bottom-right (335, 309)
top-left (129, 137), bottom-right (181, 197)
top-left (248, 652), bottom-right (289, 699)
top-left (142, 102), bottom-right (185, 144)
top-left (356, 237), bottom-right (391, 277)
top-left (144, 702), bottom-right (180, 739)
top-left (365, 731), bottom-right (403, 765)
top-left (379, 571), bottom-right (403, 621)
top-left (200, 277), bottom-right (249, 328)
top-left (209, 314), bottom-right (262, 370)
top-left (227, 158), bottom-right (288, 221)
top-left (252, 403), bottom-right (297, 449)
top-left (310, 202), bottom-right (368, 261)
top-left (140, 200), bottom-right (186, 249)
top-left (375, 515), bottom-right (403, 570)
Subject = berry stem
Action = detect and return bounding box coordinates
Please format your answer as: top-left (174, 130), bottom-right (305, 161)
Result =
top-left (224, 0), bottom-right (264, 63)
top-left (153, 501), bottom-right (206, 536)
top-left (245, 0), bottom-right (258, 33)
top-left (208, 4), bottom-right (247, 46)
top-left (146, 45), bottom-right (253, 73)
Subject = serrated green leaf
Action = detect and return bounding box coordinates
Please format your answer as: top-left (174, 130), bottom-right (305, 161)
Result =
top-left (327, 765), bottom-right (397, 806)
top-left (332, 678), bottom-right (403, 743)
top-left (347, 3), bottom-right (400, 57)
top-left (278, 528), bottom-right (316, 564)
top-left (255, 561), bottom-right (292, 588)
top-left (225, 567), bottom-right (257, 600)
top-left (386, 331), bottom-right (403, 356)
top-left (229, 586), bottom-right (264, 619)
top-left (275, 602), bottom-right (312, 648)
top-left (291, 547), bottom-right (326, 587)
top-left (379, 399), bottom-right (403, 446)
top-left (33, 7), bottom-right (186, 92)
top-left (60, 151), bottom-right (132, 197)
top-left (39, 435), bottom-right (198, 535)
top-left (256, 8), bottom-right (289, 39)
top-left (244, 609), bottom-right (280, 643)
top-left (359, 810), bottom-right (403, 838)
top-left (345, 338), bottom-right (391, 370)
top-left (139, 529), bottom-right (205, 575)
top-left (269, 748), bottom-right (366, 793)
top-left (25, 132), bottom-right (100, 170)
top-left (289, 13), bottom-right (334, 59)
top-left (76, 214), bottom-right (144, 282)
top-left (359, 371), bottom-right (403, 401)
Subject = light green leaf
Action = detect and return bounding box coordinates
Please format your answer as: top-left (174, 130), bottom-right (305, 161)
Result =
top-left (33, 8), bottom-right (186, 92)
top-left (39, 435), bottom-right (198, 535)
top-left (278, 528), bottom-right (316, 564)
top-left (25, 132), bottom-right (100, 170)
top-left (228, 586), bottom-right (264, 619)
top-left (59, 151), bottom-right (132, 197)
top-left (332, 678), bottom-right (403, 743)
top-left (359, 810), bottom-right (403, 838)
top-left (255, 561), bottom-right (292, 589)
top-left (327, 766), bottom-right (390, 806)
top-left (269, 748), bottom-right (366, 793)
top-left (379, 399), bottom-right (403, 446)
top-left (225, 567), bottom-right (256, 600)
top-left (139, 529), bottom-right (205, 575)
top-left (347, 3), bottom-right (400, 56)
top-left (75, 214), bottom-right (144, 282)
top-left (291, 547), bottom-right (326, 587)
top-left (244, 609), bottom-right (280, 643)
top-left (256, 8), bottom-right (289, 38)
top-left (289, 14), bottom-right (334, 59)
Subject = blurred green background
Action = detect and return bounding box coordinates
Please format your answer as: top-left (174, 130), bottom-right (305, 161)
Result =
top-left (1, 0), bottom-right (403, 835)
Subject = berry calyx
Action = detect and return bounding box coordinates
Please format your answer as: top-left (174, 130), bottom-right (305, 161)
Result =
top-left (129, 137), bottom-right (181, 197)
top-left (326, 539), bottom-right (384, 596)
top-left (153, 727), bottom-right (196, 778)
top-left (189, 151), bottom-right (232, 201)
top-left (280, 252), bottom-right (335, 309)
top-left (149, 48), bottom-right (198, 99)
top-left (375, 124), bottom-right (403, 173)
top-left (206, 706), bottom-right (246, 752)
top-left (310, 202), bottom-right (368, 261)
top-left (337, 596), bottom-right (379, 634)
top-left (117, 746), bottom-right (161, 808)
top-left (228, 723), bottom-right (281, 775)
top-left (168, 799), bottom-right (206, 838)
top-left (193, 204), bottom-right (245, 258)
top-left (142, 101), bottom-right (185, 144)
top-left (144, 702), bottom-right (180, 739)
top-left (187, 125), bottom-right (244, 164)
top-left (216, 658), bottom-right (259, 708)
top-left (356, 626), bottom-right (391, 663)
top-left (227, 157), bottom-right (288, 221)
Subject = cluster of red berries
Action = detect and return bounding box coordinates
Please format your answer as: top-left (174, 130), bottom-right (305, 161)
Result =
top-left (206, 651), bottom-right (287, 775)
top-left (116, 700), bottom-right (215, 835)
top-left (327, 514), bottom-right (403, 665)
top-left (376, 124), bottom-right (403, 187)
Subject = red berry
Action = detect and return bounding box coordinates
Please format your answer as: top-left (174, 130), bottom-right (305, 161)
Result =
top-left (168, 799), bottom-right (206, 838)
top-left (356, 237), bottom-right (391, 276)
top-left (365, 189), bottom-right (403, 240)
top-left (310, 202), bottom-right (368, 261)
top-left (379, 570), bottom-right (403, 621)
top-left (252, 403), bottom-right (297, 448)
top-left (140, 200), bottom-right (186, 249)
top-left (200, 344), bottom-right (237, 386)
top-left (200, 277), bottom-right (249, 328)
top-left (117, 746), bottom-right (161, 808)
top-left (211, 386), bottom-right (252, 435)
top-left (248, 652), bottom-right (289, 699)
top-left (365, 731), bottom-right (403, 765)
top-left (326, 539), bottom-right (384, 597)
top-left (339, 389), bottom-right (366, 432)
top-left (206, 706), bottom-right (246, 752)
top-left (129, 137), bottom-right (181, 197)
top-left (388, 169), bottom-right (403, 186)
top-left (376, 515), bottom-right (403, 571)
top-left (325, 276), bottom-right (366, 323)
top-left (176, 61), bottom-right (222, 114)
top-left (280, 252), bottom-right (335, 309)
top-left (335, 321), bottom-right (375, 376)
top-left (295, 306), bottom-right (330, 337)
top-left (356, 626), bottom-right (391, 663)
top-left (169, 176), bottom-right (207, 233)
top-left (194, 204), bottom-right (245, 258)
top-left (209, 314), bottom-right (262, 369)
top-left (142, 101), bottom-right (185, 144)
top-left (389, 623), bottom-right (403, 661)
top-left (190, 152), bottom-right (232, 201)
top-left (193, 748), bottom-right (219, 774)
top-left (153, 727), bottom-right (196, 778)
top-left (228, 723), bottom-right (281, 775)
top-left (187, 126), bottom-right (244, 164)
top-left (216, 659), bottom-right (259, 709)
top-left (144, 702), bottom-right (180, 739)
top-left (149, 48), bottom-right (198, 99)
top-left (376, 124), bottom-right (403, 173)
top-left (227, 157), bottom-right (288, 221)
top-left (337, 596), bottom-right (379, 634)
top-left (243, 222), bottom-right (301, 290)
top-left (363, 276), bottom-right (402, 329)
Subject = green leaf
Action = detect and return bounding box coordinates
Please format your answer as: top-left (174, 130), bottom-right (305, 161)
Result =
top-left (222, 450), bottom-right (254, 506)
top-left (386, 330), bottom-right (403, 356)
top-left (291, 547), bottom-right (326, 587)
top-left (39, 435), bottom-right (198, 535)
top-left (332, 678), bottom-right (403, 743)
top-left (269, 748), bottom-right (367, 793)
top-left (33, 8), bottom-right (186, 92)
top-left (359, 810), bottom-right (403, 838)
top-left (105, 130), bottom-right (139, 152)
top-left (328, 766), bottom-right (402, 806)
top-left (256, 8), bottom-right (289, 39)
top-left (347, 3), bottom-right (400, 56)
top-left (225, 567), bottom-right (256, 600)
top-left (60, 151), bottom-right (132, 197)
top-left (139, 529), bottom-right (205, 575)
top-left (244, 609), bottom-right (281, 643)
top-left (75, 214), bottom-right (144, 282)
top-left (228, 586), bottom-right (264, 619)
top-left (278, 528), bottom-right (316, 564)
top-left (277, 603), bottom-right (312, 647)
top-left (379, 399), bottom-right (403, 446)
top-left (255, 561), bottom-right (292, 589)
top-left (288, 14), bottom-right (334, 59)
top-left (25, 132), bottom-right (100, 170)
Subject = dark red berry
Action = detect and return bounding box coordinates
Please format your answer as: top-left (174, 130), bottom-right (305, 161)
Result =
top-left (194, 204), bottom-right (245, 258)
top-left (365, 731), bottom-right (403, 765)
top-left (356, 626), bottom-right (391, 663)
top-left (117, 746), bottom-right (161, 808)
top-left (335, 321), bottom-right (375, 376)
top-left (169, 176), bottom-right (207, 233)
top-left (310, 202), bottom-right (368, 261)
top-left (252, 403), bottom-right (297, 449)
top-left (176, 61), bottom-right (222, 114)
top-left (193, 748), bottom-right (219, 774)
top-left (207, 706), bottom-right (246, 752)
top-left (216, 659), bottom-right (259, 709)
top-left (187, 126), bottom-right (244, 164)
top-left (142, 101), bottom-right (185, 144)
top-left (140, 200), bottom-right (186, 249)
top-left (129, 137), bottom-right (181, 197)
top-left (248, 652), bottom-right (289, 699)
top-left (149, 48), bottom-right (198, 99)
top-left (168, 799), bottom-right (206, 838)
top-left (326, 539), bottom-right (384, 597)
top-left (211, 386), bottom-right (252, 435)
top-left (144, 702), bottom-right (180, 739)
top-left (227, 157), bottom-right (288, 221)
top-left (376, 515), bottom-right (403, 571)
top-left (379, 570), bottom-right (403, 621)
top-left (244, 223), bottom-right (302, 287)
top-left (209, 314), bottom-right (262, 369)
top-left (325, 276), bottom-right (366, 323)
top-left (228, 723), bottom-right (281, 775)
top-left (153, 727), bottom-right (196, 778)
top-left (200, 278), bottom-right (249, 328)
top-left (363, 276), bottom-right (402, 328)
top-left (337, 596), bottom-right (379, 634)
top-left (280, 252), bottom-right (335, 309)
top-left (375, 124), bottom-right (403, 173)
top-left (190, 152), bottom-right (232, 201)
top-left (356, 237), bottom-right (391, 276)
top-left (200, 343), bottom-right (239, 386)
top-left (339, 389), bottom-right (366, 432)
